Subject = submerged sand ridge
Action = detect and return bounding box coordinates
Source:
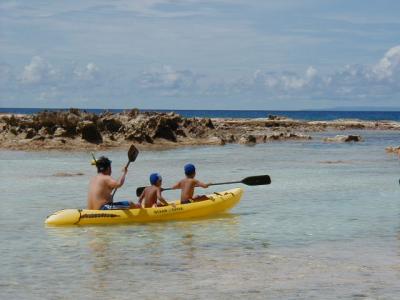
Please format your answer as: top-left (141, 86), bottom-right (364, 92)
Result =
top-left (0, 109), bottom-right (399, 151)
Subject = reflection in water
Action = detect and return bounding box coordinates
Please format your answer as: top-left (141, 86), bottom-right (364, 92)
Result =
top-left (44, 214), bottom-right (243, 297)
top-left (397, 223), bottom-right (400, 259)
top-left (86, 230), bottom-right (114, 292)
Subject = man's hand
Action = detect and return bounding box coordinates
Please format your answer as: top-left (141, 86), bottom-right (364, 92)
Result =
top-left (122, 166), bottom-right (128, 173)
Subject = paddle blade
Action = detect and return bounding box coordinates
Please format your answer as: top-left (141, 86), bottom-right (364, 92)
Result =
top-left (241, 175), bottom-right (271, 186)
top-left (128, 144), bottom-right (139, 162)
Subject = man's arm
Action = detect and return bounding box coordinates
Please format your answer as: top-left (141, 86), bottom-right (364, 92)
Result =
top-left (108, 167), bottom-right (128, 189)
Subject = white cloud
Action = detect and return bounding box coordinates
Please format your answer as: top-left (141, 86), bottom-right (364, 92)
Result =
top-left (264, 76), bottom-right (279, 88)
top-left (139, 65), bottom-right (200, 91)
top-left (196, 44), bottom-right (400, 106)
top-left (253, 66), bottom-right (318, 91)
top-left (370, 45), bottom-right (400, 80)
top-left (2, 45), bottom-right (400, 107)
top-left (73, 63), bottom-right (100, 80)
top-left (306, 66), bottom-right (317, 79)
top-left (20, 56), bottom-right (57, 84)
top-left (283, 76), bottom-right (306, 89)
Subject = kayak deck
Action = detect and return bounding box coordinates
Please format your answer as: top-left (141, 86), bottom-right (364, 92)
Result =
top-left (45, 188), bottom-right (243, 225)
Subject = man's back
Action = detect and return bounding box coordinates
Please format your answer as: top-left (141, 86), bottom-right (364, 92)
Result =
top-left (87, 174), bottom-right (114, 209)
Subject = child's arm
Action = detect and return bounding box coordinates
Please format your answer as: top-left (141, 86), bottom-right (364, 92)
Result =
top-left (195, 179), bottom-right (210, 189)
top-left (171, 181), bottom-right (181, 190)
top-left (157, 188), bottom-right (176, 208)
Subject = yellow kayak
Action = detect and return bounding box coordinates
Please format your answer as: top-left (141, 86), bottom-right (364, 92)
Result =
top-left (45, 188), bottom-right (243, 226)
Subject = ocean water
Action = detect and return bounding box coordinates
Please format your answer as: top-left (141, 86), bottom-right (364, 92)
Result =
top-left (1, 130), bottom-right (400, 299)
top-left (1, 107), bottom-right (400, 121)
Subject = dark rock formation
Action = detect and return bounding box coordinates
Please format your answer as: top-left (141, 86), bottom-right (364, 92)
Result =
top-left (78, 121), bottom-right (103, 144)
top-left (345, 135), bottom-right (363, 142)
top-left (323, 135), bottom-right (363, 143)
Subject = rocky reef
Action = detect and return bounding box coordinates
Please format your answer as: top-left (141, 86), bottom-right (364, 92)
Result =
top-left (385, 146), bottom-right (400, 155)
top-left (0, 109), bottom-right (216, 150)
top-left (323, 135), bottom-right (363, 143)
top-left (0, 110), bottom-right (399, 151)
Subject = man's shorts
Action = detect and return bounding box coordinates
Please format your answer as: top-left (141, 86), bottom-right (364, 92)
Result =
top-left (100, 201), bottom-right (131, 210)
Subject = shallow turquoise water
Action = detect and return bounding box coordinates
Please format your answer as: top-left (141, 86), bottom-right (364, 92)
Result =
top-left (1, 130), bottom-right (400, 299)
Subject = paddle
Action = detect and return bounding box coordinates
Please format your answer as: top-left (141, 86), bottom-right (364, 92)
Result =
top-left (135, 175), bottom-right (271, 197)
top-left (111, 144), bottom-right (139, 200)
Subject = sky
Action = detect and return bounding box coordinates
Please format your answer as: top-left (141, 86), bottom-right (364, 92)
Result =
top-left (1, 0), bottom-right (400, 110)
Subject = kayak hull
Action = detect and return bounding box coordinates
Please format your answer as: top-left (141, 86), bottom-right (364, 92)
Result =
top-left (45, 188), bottom-right (243, 226)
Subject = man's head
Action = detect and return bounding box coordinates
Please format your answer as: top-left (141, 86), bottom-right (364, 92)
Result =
top-left (149, 173), bottom-right (162, 187)
top-left (184, 163), bottom-right (196, 178)
top-left (96, 156), bottom-right (112, 174)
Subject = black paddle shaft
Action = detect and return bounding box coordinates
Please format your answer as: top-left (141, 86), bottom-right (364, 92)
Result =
top-left (135, 175), bottom-right (271, 197)
top-left (198, 175), bottom-right (271, 187)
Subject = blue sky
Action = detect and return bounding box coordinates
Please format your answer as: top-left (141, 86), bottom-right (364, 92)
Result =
top-left (1, 0), bottom-right (400, 109)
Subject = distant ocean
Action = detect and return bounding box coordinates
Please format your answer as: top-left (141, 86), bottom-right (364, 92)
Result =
top-left (1, 107), bottom-right (400, 121)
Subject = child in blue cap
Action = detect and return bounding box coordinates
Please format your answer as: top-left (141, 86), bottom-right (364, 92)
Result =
top-left (172, 163), bottom-right (210, 204)
top-left (138, 173), bottom-right (175, 208)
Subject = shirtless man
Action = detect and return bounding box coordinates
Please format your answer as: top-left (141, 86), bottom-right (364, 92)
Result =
top-left (138, 173), bottom-right (175, 208)
top-left (87, 156), bottom-right (138, 210)
top-left (172, 163), bottom-right (211, 204)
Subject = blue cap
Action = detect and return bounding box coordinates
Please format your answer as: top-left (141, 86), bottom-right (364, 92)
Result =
top-left (184, 163), bottom-right (196, 175)
top-left (150, 173), bottom-right (162, 185)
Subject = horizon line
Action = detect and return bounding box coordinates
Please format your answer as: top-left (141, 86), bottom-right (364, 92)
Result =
top-left (1, 107), bottom-right (400, 112)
